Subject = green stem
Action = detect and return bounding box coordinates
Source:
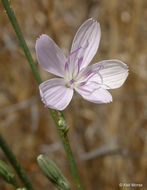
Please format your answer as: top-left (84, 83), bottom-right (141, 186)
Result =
top-left (1, 0), bottom-right (83, 189)
top-left (0, 134), bottom-right (34, 190)
top-left (50, 110), bottom-right (83, 190)
top-left (1, 0), bottom-right (41, 85)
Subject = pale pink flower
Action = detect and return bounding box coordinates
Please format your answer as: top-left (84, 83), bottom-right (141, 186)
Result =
top-left (35, 18), bottom-right (128, 110)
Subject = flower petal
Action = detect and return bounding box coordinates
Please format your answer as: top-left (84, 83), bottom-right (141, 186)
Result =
top-left (70, 18), bottom-right (101, 71)
top-left (75, 84), bottom-right (112, 104)
top-left (80, 59), bottom-right (129, 89)
top-left (39, 78), bottom-right (73, 110)
top-left (36, 34), bottom-right (66, 77)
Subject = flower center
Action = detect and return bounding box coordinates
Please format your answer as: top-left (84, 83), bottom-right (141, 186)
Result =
top-left (65, 77), bottom-right (79, 89)
top-left (64, 41), bottom-right (89, 87)
top-left (65, 64), bottom-right (104, 89)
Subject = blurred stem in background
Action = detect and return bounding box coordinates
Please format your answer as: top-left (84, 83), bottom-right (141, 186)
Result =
top-left (0, 159), bottom-right (20, 189)
top-left (1, 0), bottom-right (83, 189)
top-left (0, 134), bottom-right (34, 190)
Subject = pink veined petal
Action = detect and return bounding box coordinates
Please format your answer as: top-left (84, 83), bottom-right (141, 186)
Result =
top-left (39, 78), bottom-right (73, 111)
top-left (79, 59), bottom-right (129, 89)
top-left (35, 34), bottom-right (67, 77)
top-left (96, 60), bottom-right (129, 89)
top-left (75, 84), bottom-right (112, 104)
top-left (70, 18), bottom-right (101, 72)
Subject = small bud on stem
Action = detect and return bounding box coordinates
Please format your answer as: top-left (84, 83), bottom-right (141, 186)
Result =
top-left (0, 160), bottom-right (18, 187)
top-left (37, 155), bottom-right (70, 190)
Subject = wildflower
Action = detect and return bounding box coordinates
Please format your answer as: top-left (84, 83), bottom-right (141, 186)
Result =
top-left (36, 18), bottom-right (128, 110)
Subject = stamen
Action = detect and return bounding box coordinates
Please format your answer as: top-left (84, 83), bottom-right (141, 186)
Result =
top-left (80, 64), bottom-right (104, 86)
top-left (70, 79), bottom-right (75, 85)
top-left (72, 57), bottom-right (83, 80)
top-left (64, 47), bottom-right (83, 74)
top-left (71, 41), bottom-right (89, 78)
top-left (77, 57), bottom-right (83, 73)
top-left (69, 40), bottom-right (89, 57)
top-left (64, 41), bottom-right (89, 82)
top-left (64, 62), bottom-right (69, 71)
top-left (79, 72), bottom-right (96, 86)
top-left (69, 47), bottom-right (82, 57)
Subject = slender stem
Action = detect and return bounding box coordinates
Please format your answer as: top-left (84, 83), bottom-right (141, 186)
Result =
top-left (50, 110), bottom-right (83, 190)
top-left (1, 0), bottom-right (42, 85)
top-left (0, 134), bottom-right (34, 190)
top-left (1, 0), bottom-right (84, 189)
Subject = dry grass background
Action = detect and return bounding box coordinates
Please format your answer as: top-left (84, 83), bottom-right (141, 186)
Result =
top-left (0, 0), bottom-right (147, 190)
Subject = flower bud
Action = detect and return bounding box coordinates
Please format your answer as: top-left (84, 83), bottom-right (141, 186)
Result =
top-left (0, 160), bottom-right (16, 185)
top-left (37, 155), bottom-right (70, 190)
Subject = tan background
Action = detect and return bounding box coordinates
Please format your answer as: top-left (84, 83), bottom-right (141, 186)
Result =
top-left (0, 0), bottom-right (147, 189)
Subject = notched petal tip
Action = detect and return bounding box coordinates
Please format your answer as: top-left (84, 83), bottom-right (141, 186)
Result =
top-left (37, 34), bottom-right (49, 39)
top-left (109, 96), bottom-right (113, 103)
top-left (35, 34), bottom-right (48, 46)
top-left (86, 18), bottom-right (101, 31)
top-left (88, 18), bottom-right (101, 29)
top-left (100, 90), bottom-right (113, 104)
top-left (87, 17), bottom-right (99, 23)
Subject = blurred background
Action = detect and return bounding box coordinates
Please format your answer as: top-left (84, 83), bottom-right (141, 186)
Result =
top-left (0, 0), bottom-right (147, 189)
